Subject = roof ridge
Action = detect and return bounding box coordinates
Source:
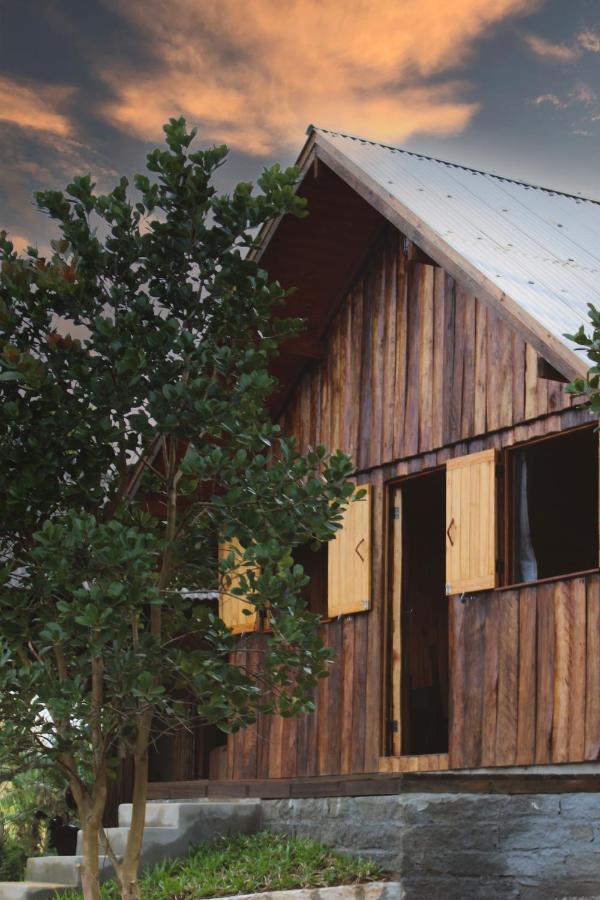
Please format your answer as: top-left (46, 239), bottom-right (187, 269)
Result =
top-left (308, 124), bottom-right (600, 207)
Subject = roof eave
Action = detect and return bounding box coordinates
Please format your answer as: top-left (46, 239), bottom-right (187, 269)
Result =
top-left (312, 129), bottom-right (588, 384)
top-left (250, 130), bottom-right (318, 265)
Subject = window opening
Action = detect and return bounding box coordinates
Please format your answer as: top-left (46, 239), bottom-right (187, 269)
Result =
top-left (508, 427), bottom-right (598, 583)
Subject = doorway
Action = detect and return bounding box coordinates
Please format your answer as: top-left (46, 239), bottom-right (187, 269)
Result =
top-left (389, 469), bottom-right (448, 757)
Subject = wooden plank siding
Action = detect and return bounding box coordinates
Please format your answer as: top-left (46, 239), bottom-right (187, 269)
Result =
top-left (449, 573), bottom-right (600, 768)
top-left (150, 223), bottom-right (591, 786)
top-left (280, 226), bottom-right (572, 465)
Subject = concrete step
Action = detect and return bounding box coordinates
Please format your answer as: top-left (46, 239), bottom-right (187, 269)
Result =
top-left (118, 798), bottom-right (255, 828)
top-left (2, 797), bottom-right (262, 899)
top-left (25, 855), bottom-right (113, 888)
top-left (76, 825), bottom-right (177, 856)
top-left (0, 883), bottom-right (73, 900)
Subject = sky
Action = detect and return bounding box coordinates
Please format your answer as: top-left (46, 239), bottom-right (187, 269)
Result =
top-left (1, 0), bottom-right (600, 252)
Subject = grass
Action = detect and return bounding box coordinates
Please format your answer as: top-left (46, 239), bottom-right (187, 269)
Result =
top-left (61, 831), bottom-right (386, 899)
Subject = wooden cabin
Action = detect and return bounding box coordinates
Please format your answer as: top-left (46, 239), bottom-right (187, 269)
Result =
top-left (148, 127), bottom-right (600, 796)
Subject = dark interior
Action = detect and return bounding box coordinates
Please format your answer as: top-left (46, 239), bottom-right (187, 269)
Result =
top-left (511, 427), bottom-right (598, 582)
top-left (400, 469), bottom-right (448, 755)
top-left (293, 542), bottom-right (329, 618)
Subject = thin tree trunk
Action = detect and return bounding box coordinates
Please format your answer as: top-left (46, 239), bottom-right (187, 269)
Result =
top-left (79, 818), bottom-right (102, 900)
top-left (118, 438), bottom-right (178, 899)
top-left (117, 717), bottom-right (152, 900)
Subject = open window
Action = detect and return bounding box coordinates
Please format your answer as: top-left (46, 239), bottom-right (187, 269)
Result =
top-left (506, 426), bottom-right (599, 584)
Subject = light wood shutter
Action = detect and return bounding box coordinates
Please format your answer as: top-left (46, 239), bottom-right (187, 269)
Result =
top-left (327, 485), bottom-right (372, 616)
top-left (445, 449), bottom-right (498, 596)
top-left (218, 539), bottom-right (258, 634)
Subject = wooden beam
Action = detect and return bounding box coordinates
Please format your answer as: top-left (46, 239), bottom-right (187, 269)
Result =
top-left (537, 356), bottom-right (569, 383)
top-left (148, 770), bottom-right (600, 800)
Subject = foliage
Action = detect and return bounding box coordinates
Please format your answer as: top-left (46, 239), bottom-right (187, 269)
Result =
top-left (62, 832), bottom-right (385, 899)
top-left (0, 833), bottom-right (27, 883)
top-left (566, 306), bottom-right (600, 412)
top-left (0, 117), bottom-right (355, 897)
top-left (0, 769), bottom-right (74, 880)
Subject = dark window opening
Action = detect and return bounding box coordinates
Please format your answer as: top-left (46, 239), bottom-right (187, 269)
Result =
top-left (293, 542), bottom-right (329, 618)
top-left (400, 469), bottom-right (448, 756)
top-left (508, 426), bottom-right (598, 584)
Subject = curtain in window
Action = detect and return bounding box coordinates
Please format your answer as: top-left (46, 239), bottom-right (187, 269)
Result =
top-left (515, 450), bottom-right (537, 583)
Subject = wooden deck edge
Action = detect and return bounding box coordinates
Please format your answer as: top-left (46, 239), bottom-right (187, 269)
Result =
top-left (378, 754), bottom-right (449, 773)
top-left (148, 771), bottom-right (600, 801)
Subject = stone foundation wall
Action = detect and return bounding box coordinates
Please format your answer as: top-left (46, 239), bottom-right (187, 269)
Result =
top-left (260, 793), bottom-right (600, 899)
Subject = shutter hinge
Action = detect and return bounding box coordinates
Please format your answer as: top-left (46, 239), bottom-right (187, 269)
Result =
top-left (389, 720), bottom-right (399, 733)
top-left (495, 463), bottom-right (504, 477)
top-left (391, 506), bottom-right (400, 521)
top-left (496, 558), bottom-right (504, 574)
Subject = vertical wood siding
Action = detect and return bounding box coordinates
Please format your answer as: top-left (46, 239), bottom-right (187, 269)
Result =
top-left (449, 573), bottom-right (600, 768)
top-left (280, 227), bottom-right (571, 466)
top-left (150, 224), bottom-right (587, 784)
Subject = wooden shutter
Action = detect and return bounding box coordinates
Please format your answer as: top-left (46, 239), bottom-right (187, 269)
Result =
top-left (218, 539), bottom-right (258, 634)
top-left (327, 485), bottom-right (372, 616)
top-left (445, 449), bottom-right (498, 595)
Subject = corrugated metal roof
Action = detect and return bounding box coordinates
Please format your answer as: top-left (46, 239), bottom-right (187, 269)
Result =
top-left (311, 126), bottom-right (600, 374)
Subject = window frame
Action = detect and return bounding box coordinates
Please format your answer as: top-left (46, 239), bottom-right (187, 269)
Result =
top-left (501, 422), bottom-right (600, 590)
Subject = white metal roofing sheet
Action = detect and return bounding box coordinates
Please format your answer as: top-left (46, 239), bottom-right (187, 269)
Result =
top-left (313, 127), bottom-right (600, 367)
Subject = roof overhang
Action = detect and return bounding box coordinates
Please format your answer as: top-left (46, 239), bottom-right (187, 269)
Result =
top-left (258, 127), bottom-right (589, 416)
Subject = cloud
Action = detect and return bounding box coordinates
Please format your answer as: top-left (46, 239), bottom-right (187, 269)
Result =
top-left (524, 34), bottom-right (580, 62)
top-left (97, 0), bottom-right (540, 155)
top-left (571, 82), bottom-right (596, 104)
top-left (531, 80), bottom-right (600, 136)
top-left (0, 73), bottom-right (119, 241)
top-left (576, 27), bottom-right (600, 53)
top-left (0, 75), bottom-right (75, 136)
top-left (525, 25), bottom-right (600, 62)
top-left (533, 93), bottom-right (567, 108)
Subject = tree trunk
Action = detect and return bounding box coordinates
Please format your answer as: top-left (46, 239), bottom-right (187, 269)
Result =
top-left (79, 814), bottom-right (103, 900)
top-left (117, 719), bottom-right (152, 900)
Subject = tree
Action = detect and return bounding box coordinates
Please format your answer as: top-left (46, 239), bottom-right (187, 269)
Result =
top-left (566, 307), bottom-right (600, 412)
top-left (0, 118), bottom-right (356, 900)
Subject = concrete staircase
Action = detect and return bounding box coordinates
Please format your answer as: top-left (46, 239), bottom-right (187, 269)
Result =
top-left (0, 798), bottom-right (261, 899)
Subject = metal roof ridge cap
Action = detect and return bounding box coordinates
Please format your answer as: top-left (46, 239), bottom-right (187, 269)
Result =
top-left (310, 125), bottom-right (600, 206)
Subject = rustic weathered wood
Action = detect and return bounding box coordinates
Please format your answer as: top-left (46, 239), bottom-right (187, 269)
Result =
top-left (481, 595), bottom-right (500, 763)
top-left (585, 576), bottom-right (600, 760)
top-left (151, 214), bottom-right (593, 788)
top-left (390, 485), bottom-right (402, 756)
top-left (568, 578), bottom-right (587, 761)
top-left (494, 592), bottom-right (519, 766)
top-left (516, 587), bottom-right (537, 764)
top-left (378, 753), bottom-right (448, 773)
top-left (535, 583), bottom-right (557, 764)
top-left (149, 770), bottom-right (600, 801)
top-left (313, 137), bottom-right (587, 382)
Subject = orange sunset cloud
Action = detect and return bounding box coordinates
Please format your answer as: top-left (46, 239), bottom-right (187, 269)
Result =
top-left (0, 76), bottom-right (74, 136)
top-left (99, 0), bottom-right (541, 154)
